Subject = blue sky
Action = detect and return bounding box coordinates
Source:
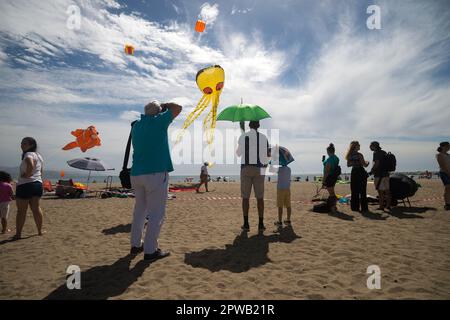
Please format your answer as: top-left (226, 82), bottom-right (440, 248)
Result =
top-left (0, 0), bottom-right (449, 175)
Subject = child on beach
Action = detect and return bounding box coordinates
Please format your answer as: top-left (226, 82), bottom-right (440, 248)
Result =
top-left (275, 162), bottom-right (292, 229)
top-left (0, 171), bottom-right (14, 234)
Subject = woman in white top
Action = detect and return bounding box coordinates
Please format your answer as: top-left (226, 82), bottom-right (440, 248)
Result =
top-left (15, 137), bottom-right (45, 239)
top-left (436, 141), bottom-right (450, 210)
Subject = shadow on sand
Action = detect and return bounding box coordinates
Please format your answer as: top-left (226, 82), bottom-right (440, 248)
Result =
top-left (0, 234), bottom-right (38, 246)
top-left (388, 206), bottom-right (436, 219)
top-left (102, 224), bottom-right (131, 235)
top-left (361, 210), bottom-right (388, 220)
top-left (184, 226), bottom-right (300, 273)
top-left (44, 254), bottom-right (152, 300)
top-left (328, 210), bottom-right (355, 221)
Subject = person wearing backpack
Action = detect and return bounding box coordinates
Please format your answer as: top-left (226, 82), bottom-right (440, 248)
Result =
top-left (322, 143), bottom-right (340, 214)
top-left (436, 141), bottom-right (450, 210)
top-left (369, 141), bottom-right (391, 211)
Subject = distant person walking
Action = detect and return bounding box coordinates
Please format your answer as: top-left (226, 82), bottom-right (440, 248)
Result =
top-left (0, 171), bottom-right (14, 234)
top-left (15, 137), bottom-right (44, 239)
top-left (236, 121), bottom-right (270, 232)
top-left (130, 101), bottom-right (182, 261)
top-left (369, 141), bottom-right (391, 211)
top-left (196, 162), bottom-right (210, 193)
top-left (345, 141), bottom-right (370, 213)
top-left (436, 141), bottom-right (450, 210)
top-left (322, 143), bottom-right (340, 213)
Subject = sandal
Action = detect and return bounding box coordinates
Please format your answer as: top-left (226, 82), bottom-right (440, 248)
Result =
top-left (283, 220), bottom-right (291, 225)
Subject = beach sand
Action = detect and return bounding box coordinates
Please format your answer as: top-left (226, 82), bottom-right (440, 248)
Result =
top-left (1, 179), bottom-right (449, 300)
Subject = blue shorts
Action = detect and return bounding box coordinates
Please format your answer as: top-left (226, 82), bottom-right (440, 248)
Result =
top-left (440, 172), bottom-right (450, 186)
top-left (16, 181), bottom-right (43, 199)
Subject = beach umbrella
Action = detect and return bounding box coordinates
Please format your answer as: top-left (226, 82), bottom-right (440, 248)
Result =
top-left (278, 146), bottom-right (295, 166)
top-left (270, 146), bottom-right (295, 167)
top-left (217, 103), bottom-right (271, 132)
top-left (67, 157), bottom-right (113, 188)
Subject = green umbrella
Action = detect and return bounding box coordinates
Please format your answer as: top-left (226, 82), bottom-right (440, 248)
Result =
top-left (217, 104), bottom-right (271, 122)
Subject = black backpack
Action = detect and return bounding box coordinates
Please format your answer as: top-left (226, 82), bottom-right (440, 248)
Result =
top-left (383, 152), bottom-right (396, 172)
top-left (334, 165), bottom-right (342, 178)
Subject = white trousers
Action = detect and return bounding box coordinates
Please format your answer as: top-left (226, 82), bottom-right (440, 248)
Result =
top-left (130, 172), bottom-right (168, 254)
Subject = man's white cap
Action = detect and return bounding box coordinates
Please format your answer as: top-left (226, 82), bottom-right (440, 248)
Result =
top-left (144, 100), bottom-right (162, 116)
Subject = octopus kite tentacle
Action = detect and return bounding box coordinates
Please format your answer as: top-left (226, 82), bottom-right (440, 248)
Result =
top-left (176, 96), bottom-right (211, 143)
top-left (203, 108), bottom-right (215, 145)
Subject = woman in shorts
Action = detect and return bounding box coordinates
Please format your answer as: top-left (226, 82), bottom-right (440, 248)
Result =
top-left (322, 143), bottom-right (340, 213)
top-left (15, 137), bottom-right (45, 239)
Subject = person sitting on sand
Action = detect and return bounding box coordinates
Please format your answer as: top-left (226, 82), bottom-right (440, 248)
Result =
top-left (236, 121), bottom-right (270, 232)
top-left (0, 171), bottom-right (14, 234)
top-left (130, 100), bottom-right (182, 261)
top-left (15, 137), bottom-right (45, 240)
top-left (275, 160), bottom-right (292, 230)
top-left (436, 141), bottom-right (450, 210)
top-left (322, 143), bottom-right (340, 214)
top-left (196, 162), bottom-right (210, 193)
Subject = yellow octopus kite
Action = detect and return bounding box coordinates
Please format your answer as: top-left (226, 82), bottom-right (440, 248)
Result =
top-left (176, 65), bottom-right (225, 145)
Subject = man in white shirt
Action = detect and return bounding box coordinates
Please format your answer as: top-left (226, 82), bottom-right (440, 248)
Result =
top-left (236, 121), bottom-right (270, 232)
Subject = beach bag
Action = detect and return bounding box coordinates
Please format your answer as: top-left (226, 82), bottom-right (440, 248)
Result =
top-left (119, 121), bottom-right (136, 189)
top-left (334, 165), bottom-right (342, 178)
top-left (325, 164), bottom-right (341, 186)
top-left (383, 152), bottom-right (396, 172)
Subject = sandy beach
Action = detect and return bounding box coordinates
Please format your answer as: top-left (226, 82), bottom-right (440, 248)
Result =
top-left (0, 179), bottom-right (449, 300)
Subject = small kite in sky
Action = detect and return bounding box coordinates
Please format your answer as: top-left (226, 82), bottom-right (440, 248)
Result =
top-left (124, 44), bottom-right (134, 55)
top-left (195, 19), bottom-right (206, 32)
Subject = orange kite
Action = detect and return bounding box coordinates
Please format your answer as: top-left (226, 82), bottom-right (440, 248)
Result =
top-left (62, 126), bottom-right (101, 152)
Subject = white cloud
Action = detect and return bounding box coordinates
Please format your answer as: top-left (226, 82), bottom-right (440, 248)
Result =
top-left (231, 5), bottom-right (253, 15)
top-left (199, 3), bottom-right (219, 25)
top-left (119, 110), bottom-right (141, 121)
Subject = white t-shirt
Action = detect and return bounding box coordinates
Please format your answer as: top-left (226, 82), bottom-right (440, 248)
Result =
top-left (201, 165), bottom-right (208, 175)
top-left (17, 152), bottom-right (43, 186)
top-left (236, 129), bottom-right (270, 166)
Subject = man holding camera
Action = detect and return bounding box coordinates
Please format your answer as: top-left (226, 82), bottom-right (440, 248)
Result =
top-left (129, 100), bottom-right (182, 261)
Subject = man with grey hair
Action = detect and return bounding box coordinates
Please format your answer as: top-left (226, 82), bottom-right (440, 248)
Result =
top-left (144, 100), bottom-right (162, 116)
top-left (130, 100), bottom-right (182, 261)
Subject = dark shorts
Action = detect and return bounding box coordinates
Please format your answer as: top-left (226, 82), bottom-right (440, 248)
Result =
top-left (440, 172), bottom-right (450, 186)
top-left (324, 175), bottom-right (338, 188)
top-left (16, 181), bottom-right (43, 199)
top-left (200, 174), bottom-right (208, 183)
